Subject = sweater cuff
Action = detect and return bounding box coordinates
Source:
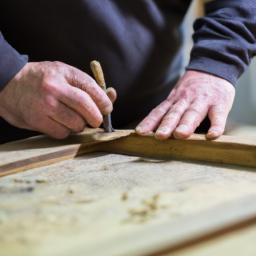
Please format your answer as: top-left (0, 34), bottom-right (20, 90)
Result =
top-left (186, 57), bottom-right (238, 86)
top-left (0, 33), bottom-right (28, 91)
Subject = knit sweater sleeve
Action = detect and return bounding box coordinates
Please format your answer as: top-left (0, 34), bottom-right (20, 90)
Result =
top-left (0, 31), bottom-right (28, 91)
top-left (186, 0), bottom-right (256, 86)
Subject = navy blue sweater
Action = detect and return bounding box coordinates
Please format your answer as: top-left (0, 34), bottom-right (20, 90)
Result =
top-left (0, 0), bottom-right (255, 142)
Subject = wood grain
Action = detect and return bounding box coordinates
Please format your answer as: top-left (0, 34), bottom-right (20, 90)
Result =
top-left (1, 145), bottom-right (256, 256)
top-left (0, 129), bottom-right (256, 178)
top-left (0, 129), bottom-right (133, 177)
top-left (101, 133), bottom-right (256, 168)
top-left (63, 193), bottom-right (256, 256)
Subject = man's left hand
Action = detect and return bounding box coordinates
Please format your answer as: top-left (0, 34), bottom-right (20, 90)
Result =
top-left (136, 70), bottom-right (235, 140)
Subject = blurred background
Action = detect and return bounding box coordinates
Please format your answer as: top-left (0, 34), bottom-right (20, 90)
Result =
top-left (183, 0), bottom-right (256, 137)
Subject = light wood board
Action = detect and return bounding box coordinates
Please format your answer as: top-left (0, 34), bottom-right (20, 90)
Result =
top-left (1, 129), bottom-right (256, 255)
top-left (0, 128), bottom-right (133, 177)
top-left (102, 133), bottom-right (256, 168)
top-left (1, 152), bottom-right (256, 256)
top-left (1, 129), bottom-right (256, 178)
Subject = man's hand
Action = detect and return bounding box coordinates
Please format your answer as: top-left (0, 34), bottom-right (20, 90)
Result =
top-left (0, 61), bottom-right (116, 139)
top-left (136, 70), bottom-right (235, 140)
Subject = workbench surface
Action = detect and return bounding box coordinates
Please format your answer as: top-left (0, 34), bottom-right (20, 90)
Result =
top-left (1, 150), bottom-right (256, 256)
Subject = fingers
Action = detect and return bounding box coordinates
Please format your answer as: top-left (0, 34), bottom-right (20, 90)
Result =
top-left (135, 100), bottom-right (174, 135)
top-left (154, 100), bottom-right (189, 140)
top-left (136, 97), bottom-right (228, 141)
top-left (59, 84), bottom-right (103, 128)
top-left (206, 106), bottom-right (228, 139)
top-left (64, 64), bottom-right (113, 115)
top-left (34, 117), bottom-right (70, 140)
top-left (50, 102), bottom-right (87, 133)
top-left (106, 87), bottom-right (117, 104)
top-left (172, 101), bottom-right (209, 139)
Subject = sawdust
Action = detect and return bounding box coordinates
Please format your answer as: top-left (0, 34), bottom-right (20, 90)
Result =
top-left (35, 179), bottom-right (48, 183)
top-left (121, 192), bottom-right (128, 201)
top-left (68, 188), bottom-right (74, 194)
top-left (13, 177), bottom-right (48, 184)
top-left (123, 194), bottom-right (165, 223)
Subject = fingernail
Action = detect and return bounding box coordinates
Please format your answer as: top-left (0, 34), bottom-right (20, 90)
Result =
top-left (156, 126), bottom-right (171, 135)
top-left (102, 105), bottom-right (113, 115)
top-left (175, 124), bottom-right (188, 133)
top-left (136, 126), bottom-right (145, 134)
top-left (207, 129), bottom-right (219, 137)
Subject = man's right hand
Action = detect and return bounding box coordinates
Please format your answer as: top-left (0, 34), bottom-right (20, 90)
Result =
top-left (0, 61), bottom-right (116, 139)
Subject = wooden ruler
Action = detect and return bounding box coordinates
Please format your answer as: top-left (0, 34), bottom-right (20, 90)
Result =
top-left (0, 128), bottom-right (256, 177)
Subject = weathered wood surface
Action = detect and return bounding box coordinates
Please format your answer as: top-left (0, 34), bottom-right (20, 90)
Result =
top-left (102, 133), bottom-right (256, 168)
top-left (1, 152), bottom-right (256, 256)
top-left (170, 222), bottom-right (256, 256)
top-left (0, 129), bottom-right (133, 177)
top-left (65, 193), bottom-right (256, 256)
top-left (1, 129), bottom-right (256, 178)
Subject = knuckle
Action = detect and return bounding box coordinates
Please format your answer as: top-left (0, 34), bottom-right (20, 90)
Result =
top-left (166, 93), bottom-right (175, 103)
top-left (146, 114), bottom-right (159, 123)
top-left (163, 112), bottom-right (178, 121)
top-left (178, 90), bottom-right (189, 100)
top-left (50, 128), bottom-right (70, 140)
top-left (188, 107), bottom-right (201, 116)
top-left (177, 99), bottom-right (188, 108)
top-left (53, 61), bottom-right (64, 67)
top-left (80, 76), bottom-right (97, 92)
top-left (71, 119), bottom-right (86, 132)
top-left (163, 107), bottom-right (184, 121)
top-left (153, 101), bottom-right (171, 116)
top-left (44, 96), bottom-right (59, 111)
top-left (208, 107), bottom-right (223, 117)
top-left (41, 80), bottom-right (59, 95)
top-left (84, 83), bottom-right (98, 95)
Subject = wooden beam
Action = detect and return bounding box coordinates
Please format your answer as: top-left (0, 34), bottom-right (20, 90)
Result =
top-left (0, 129), bottom-right (133, 177)
top-left (0, 129), bottom-right (256, 178)
top-left (101, 133), bottom-right (256, 168)
top-left (59, 193), bottom-right (256, 256)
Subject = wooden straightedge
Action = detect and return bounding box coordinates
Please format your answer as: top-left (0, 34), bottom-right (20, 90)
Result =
top-left (0, 129), bottom-right (256, 177)
top-left (0, 129), bottom-right (133, 177)
top-left (102, 132), bottom-right (256, 168)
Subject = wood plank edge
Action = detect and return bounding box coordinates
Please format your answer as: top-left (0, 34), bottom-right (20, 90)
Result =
top-left (101, 134), bottom-right (256, 168)
top-left (1, 131), bottom-right (256, 177)
top-left (59, 193), bottom-right (256, 256)
top-left (0, 143), bottom-right (101, 178)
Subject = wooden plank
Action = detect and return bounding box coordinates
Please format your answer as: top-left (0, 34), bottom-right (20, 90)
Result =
top-left (101, 133), bottom-right (256, 168)
top-left (59, 193), bottom-right (256, 256)
top-left (1, 151), bottom-right (256, 256)
top-left (0, 129), bottom-right (133, 177)
top-left (1, 129), bottom-right (256, 178)
top-left (169, 222), bottom-right (256, 256)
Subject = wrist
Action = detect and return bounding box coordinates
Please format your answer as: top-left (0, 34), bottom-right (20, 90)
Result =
top-left (0, 62), bottom-right (31, 116)
top-left (183, 70), bottom-right (234, 88)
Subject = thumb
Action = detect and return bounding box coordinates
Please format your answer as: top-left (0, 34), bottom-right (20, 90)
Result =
top-left (106, 87), bottom-right (117, 104)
